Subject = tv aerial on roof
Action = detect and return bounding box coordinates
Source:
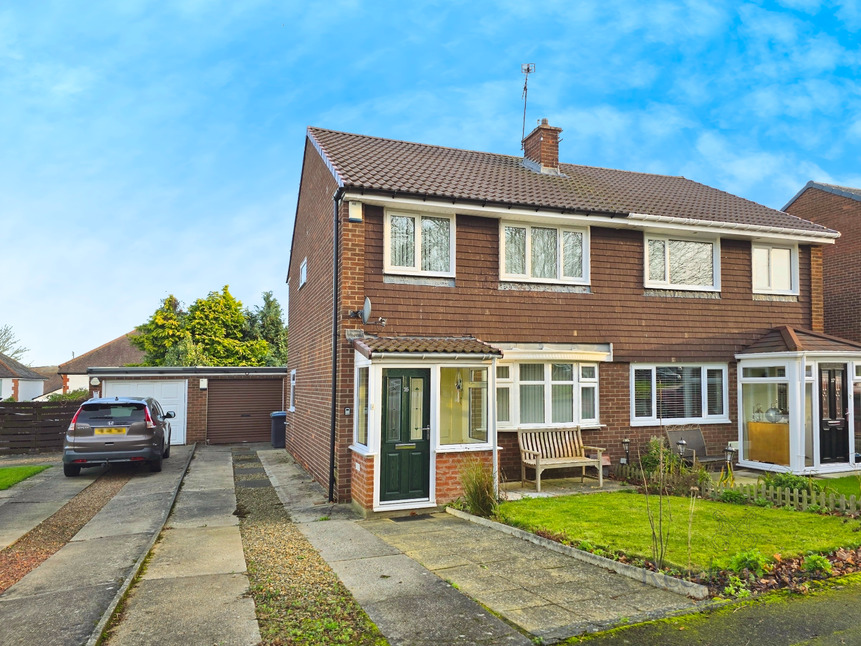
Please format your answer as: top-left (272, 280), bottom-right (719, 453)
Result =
top-left (521, 63), bottom-right (535, 146)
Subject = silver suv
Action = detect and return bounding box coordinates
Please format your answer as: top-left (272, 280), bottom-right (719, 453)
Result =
top-left (63, 396), bottom-right (174, 477)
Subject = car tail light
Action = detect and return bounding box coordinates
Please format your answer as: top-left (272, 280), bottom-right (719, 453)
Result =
top-left (144, 406), bottom-right (156, 429)
top-left (68, 408), bottom-right (82, 432)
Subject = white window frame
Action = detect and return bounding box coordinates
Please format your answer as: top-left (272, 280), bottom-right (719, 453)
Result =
top-left (497, 362), bottom-right (599, 427)
top-left (630, 363), bottom-right (729, 426)
top-left (499, 222), bottom-right (590, 285)
top-left (354, 365), bottom-right (370, 447)
top-left (299, 258), bottom-right (308, 288)
top-left (289, 369), bottom-right (296, 411)
top-left (752, 243), bottom-right (798, 295)
top-left (644, 234), bottom-right (720, 292)
top-left (383, 210), bottom-right (456, 277)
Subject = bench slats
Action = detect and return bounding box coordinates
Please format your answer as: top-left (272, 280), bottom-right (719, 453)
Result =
top-left (517, 427), bottom-right (605, 492)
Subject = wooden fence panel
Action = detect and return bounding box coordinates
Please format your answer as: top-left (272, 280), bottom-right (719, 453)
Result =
top-left (0, 401), bottom-right (83, 454)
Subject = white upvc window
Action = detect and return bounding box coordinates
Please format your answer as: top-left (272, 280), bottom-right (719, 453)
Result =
top-left (752, 243), bottom-right (798, 295)
top-left (384, 210), bottom-right (455, 277)
top-left (299, 258), bottom-right (308, 288)
top-left (354, 366), bottom-right (369, 446)
top-left (631, 364), bottom-right (728, 426)
top-left (500, 222), bottom-right (589, 284)
top-left (289, 369), bottom-right (296, 411)
top-left (644, 235), bottom-right (720, 291)
top-left (496, 362), bottom-right (599, 427)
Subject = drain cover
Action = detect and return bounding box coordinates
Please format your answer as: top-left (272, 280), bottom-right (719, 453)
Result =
top-left (390, 514), bottom-right (432, 523)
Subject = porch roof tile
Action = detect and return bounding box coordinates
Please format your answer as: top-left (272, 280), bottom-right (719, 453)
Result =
top-left (353, 336), bottom-right (502, 358)
top-left (740, 326), bottom-right (861, 354)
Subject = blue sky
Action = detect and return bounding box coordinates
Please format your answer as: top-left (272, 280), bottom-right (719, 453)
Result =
top-left (2, 0), bottom-right (859, 366)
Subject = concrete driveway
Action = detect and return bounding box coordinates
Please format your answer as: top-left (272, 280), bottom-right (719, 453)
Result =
top-left (0, 447), bottom-right (192, 646)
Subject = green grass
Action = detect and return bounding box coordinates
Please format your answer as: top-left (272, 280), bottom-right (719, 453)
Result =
top-left (817, 475), bottom-right (861, 499)
top-left (0, 465), bottom-right (49, 490)
top-left (496, 492), bottom-right (861, 572)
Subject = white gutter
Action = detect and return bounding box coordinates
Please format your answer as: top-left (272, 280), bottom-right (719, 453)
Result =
top-left (342, 193), bottom-right (838, 244)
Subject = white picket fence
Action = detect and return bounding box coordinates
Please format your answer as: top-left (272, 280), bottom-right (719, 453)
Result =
top-left (616, 464), bottom-right (861, 514)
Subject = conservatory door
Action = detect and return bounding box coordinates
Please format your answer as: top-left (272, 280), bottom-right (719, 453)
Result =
top-left (380, 369), bottom-right (431, 502)
top-left (820, 363), bottom-right (849, 464)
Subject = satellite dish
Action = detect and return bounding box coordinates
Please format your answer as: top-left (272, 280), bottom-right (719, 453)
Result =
top-left (360, 297), bottom-right (372, 325)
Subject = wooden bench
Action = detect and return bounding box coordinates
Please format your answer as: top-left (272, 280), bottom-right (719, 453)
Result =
top-left (665, 425), bottom-right (725, 469)
top-left (517, 427), bottom-right (605, 491)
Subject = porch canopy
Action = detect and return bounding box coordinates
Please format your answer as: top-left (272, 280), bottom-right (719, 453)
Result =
top-left (736, 326), bottom-right (861, 475)
top-left (352, 335), bottom-right (502, 360)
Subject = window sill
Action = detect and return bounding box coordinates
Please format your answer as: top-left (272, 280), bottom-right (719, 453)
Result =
top-left (644, 288), bottom-right (720, 299)
top-left (497, 424), bottom-right (604, 432)
top-left (499, 281), bottom-right (591, 294)
top-left (383, 274), bottom-right (455, 287)
top-left (436, 444), bottom-right (493, 453)
top-left (349, 444), bottom-right (372, 456)
top-left (630, 417), bottom-right (731, 427)
top-left (753, 293), bottom-right (799, 302)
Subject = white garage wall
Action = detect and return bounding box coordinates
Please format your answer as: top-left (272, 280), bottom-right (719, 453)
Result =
top-left (103, 380), bottom-right (188, 444)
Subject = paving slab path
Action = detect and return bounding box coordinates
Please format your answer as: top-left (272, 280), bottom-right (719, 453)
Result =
top-left (103, 445), bottom-right (260, 646)
top-left (0, 446), bottom-right (192, 646)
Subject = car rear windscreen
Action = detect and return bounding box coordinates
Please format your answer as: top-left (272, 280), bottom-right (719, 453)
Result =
top-left (77, 404), bottom-right (146, 425)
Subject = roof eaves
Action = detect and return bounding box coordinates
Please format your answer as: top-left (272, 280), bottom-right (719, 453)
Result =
top-left (627, 212), bottom-right (839, 241)
top-left (307, 127), bottom-right (345, 188)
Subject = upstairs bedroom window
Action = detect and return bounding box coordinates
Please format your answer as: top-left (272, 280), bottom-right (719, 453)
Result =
top-left (752, 244), bottom-right (798, 295)
top-left (644, 235), bottom-right (720, 291)
top-left (384, 211), bottom-right (455, 277)
top-left (500, 222), bottom-right (589, 284)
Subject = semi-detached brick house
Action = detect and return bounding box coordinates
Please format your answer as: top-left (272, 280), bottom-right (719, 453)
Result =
top-left (286, 120), bottom-right (861, 514)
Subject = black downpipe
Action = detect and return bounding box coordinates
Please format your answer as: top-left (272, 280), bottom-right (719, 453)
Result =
top-left (328, 187), bottom-right (345, 502)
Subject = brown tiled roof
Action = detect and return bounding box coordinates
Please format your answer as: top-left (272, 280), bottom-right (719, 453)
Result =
top-left (353, 336), bottom-right (502, 358)
top-left (32, 366), bottom-right (62, 394)
top-left (740, 327), bottom-right (861, 354)
top-left (308, 128), bottom-right (834, 235)
top-left (0, 353), bottom-right (47, 380)
top-left (59, 332), bottom-right (145, 375)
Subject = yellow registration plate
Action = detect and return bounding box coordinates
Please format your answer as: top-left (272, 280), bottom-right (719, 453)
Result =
top-left (94, 427), bottom-right (127, 435)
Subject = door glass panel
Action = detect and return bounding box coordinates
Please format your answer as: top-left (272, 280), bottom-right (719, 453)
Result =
top-left (386, 377), bottom-right (402, 442)
top-left (409, 378), bottom-right (424, 441)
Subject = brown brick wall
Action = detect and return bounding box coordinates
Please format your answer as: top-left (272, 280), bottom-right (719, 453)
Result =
top-left (350, 451), bottom-right (374, 509)
top-left (362, 208), bottom-right (814, 361)
top-left (435, 451), bottom-right (493, 504)
top-left (786, 188), bottom-right (860, 341)
top-left (285, 140), bottom-right (340, 496)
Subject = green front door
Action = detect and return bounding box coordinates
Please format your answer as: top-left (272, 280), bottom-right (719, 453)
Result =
top-left (380, 368), bottom-right (431, 502)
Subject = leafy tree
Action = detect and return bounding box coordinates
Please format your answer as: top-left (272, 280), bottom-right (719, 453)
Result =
top-left (131, 287), bottom-right (280, 367)
top-left (0, 324), bottom-right (29, 361)
top-left (244, 291), bottom-right (289, 365)
top-left (47, 388), bottom-right (89, 402)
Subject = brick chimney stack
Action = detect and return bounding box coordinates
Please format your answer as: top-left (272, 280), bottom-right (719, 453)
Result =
top-left (522, 118), bottom-right (562, 172)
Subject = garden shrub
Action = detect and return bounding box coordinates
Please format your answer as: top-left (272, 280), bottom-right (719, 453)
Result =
top-left (459, 457), bottom-right (497, 517)
top-left (729, 549), bottom-right (771, 577)
top-left (719, 490), bottom-right (746, 505)
top-left (758, 472), bottom-right (823, 494)
top-left (802, 554), bottom-right (832, 575)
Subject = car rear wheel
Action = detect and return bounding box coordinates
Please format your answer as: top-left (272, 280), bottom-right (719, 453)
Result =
top-left (63, 463), bottom-right (81, 477)
top-left (150, 451), bottom-right (163, 473)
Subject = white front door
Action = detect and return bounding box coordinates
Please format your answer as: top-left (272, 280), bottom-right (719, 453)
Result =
top-left (103, 380), bottom-right (188, 444)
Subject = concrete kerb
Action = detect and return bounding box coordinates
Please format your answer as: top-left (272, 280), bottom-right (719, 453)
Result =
top-left (445, 507), bottom-right (710, 600)
top-left (84, 443), bottom-right (196, 646)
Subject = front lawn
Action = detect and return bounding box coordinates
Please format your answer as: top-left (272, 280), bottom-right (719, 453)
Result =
top-left (818, 475), bottom-right (861, 499)
top-left (496, 491), bottom-right (861, 572)
top-left (0, 465), bottom-right (49, 490)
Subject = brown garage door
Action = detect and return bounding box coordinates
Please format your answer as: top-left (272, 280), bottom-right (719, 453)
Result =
top-left (207, 379), bottom-right (284, 444)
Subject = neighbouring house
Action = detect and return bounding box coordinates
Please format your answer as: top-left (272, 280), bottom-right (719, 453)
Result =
top-left (32, 366), bottom-right (62, 399)
top-left (285, 119), bottom-right (857, 515)
top-left (0, 353), bottom-right (47, 401)
top-left (55, 332), bottom-right (145, 396)
top-left (783, 182), bottom-right (861, 343)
